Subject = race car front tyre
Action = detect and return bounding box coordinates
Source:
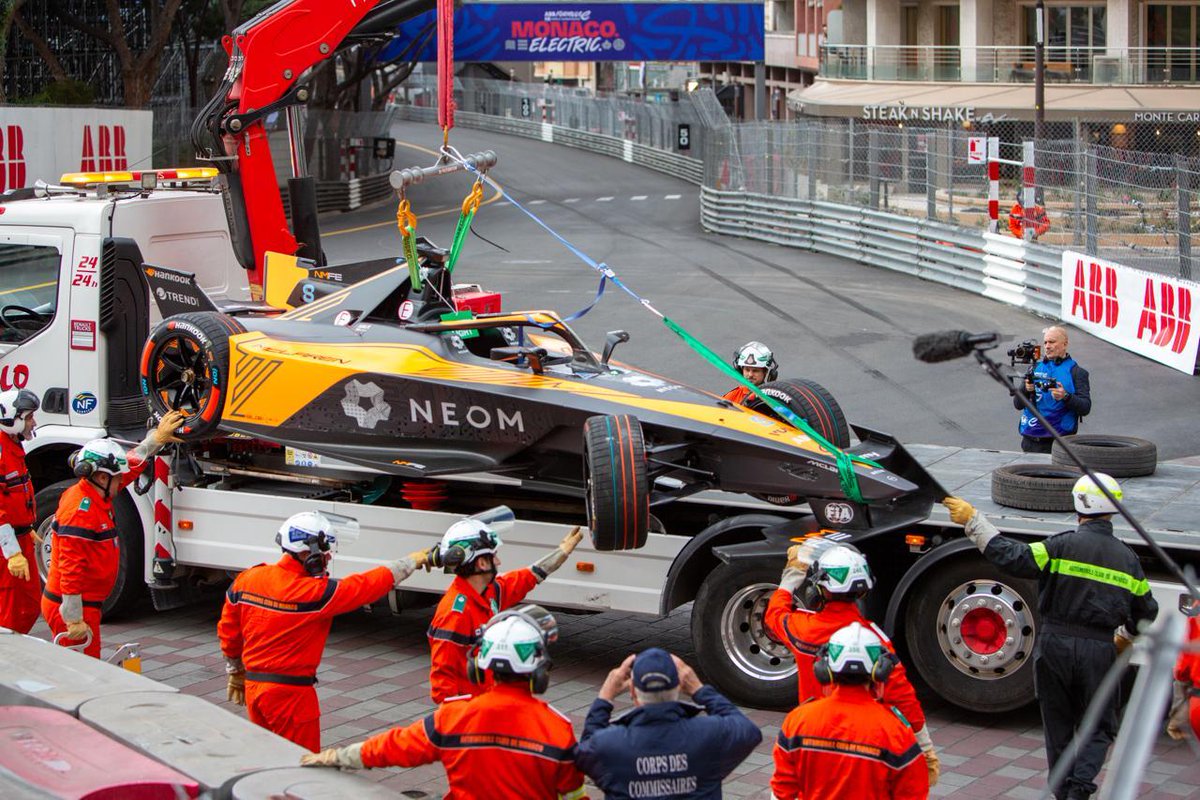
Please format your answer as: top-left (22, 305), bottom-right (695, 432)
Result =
top-left (141, 312), bottom-right (241, 440)
top-left (583, 414), bottom-right (649, 551)
top-left (745, 378), bottom-right (851, 448)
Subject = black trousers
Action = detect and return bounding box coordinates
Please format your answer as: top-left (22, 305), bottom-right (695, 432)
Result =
top-left (1034, 633), bottom-right (1118, 799)
top-left (1022, 435), bottom-right (1055, 454)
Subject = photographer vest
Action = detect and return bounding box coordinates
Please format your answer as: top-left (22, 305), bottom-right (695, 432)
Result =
top-left (1019, 356), bottom-right (1079, 439)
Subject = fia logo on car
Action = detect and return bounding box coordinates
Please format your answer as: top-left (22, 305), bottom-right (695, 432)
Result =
top-left (823, 502), bottom-right (855, 525)
top-left (72, 392), bottom-right (98, 414)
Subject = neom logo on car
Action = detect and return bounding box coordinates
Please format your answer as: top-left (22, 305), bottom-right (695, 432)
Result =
top-left (72, 392), bottom-right (97, 414)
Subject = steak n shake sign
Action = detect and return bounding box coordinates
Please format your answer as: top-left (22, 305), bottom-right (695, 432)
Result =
top-left (862, 105), bottom-right (977, 123)
top-left (1061, 251), bottom-right (1199, 374)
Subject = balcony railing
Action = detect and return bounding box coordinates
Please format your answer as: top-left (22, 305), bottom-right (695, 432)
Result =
top-left (820, 46), bottom-right (1200, 85)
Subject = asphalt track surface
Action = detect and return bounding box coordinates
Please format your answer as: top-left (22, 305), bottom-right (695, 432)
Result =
top-left (321, 120), bottom-right (1200, 459)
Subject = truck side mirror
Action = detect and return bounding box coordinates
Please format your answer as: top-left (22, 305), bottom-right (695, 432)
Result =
top-left (601, 330), bottom-right (630, 366)
top-left (1181, 592), bottom-right (1200, 617)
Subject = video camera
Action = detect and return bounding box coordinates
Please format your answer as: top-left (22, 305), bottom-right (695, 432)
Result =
top-left (1007, 340), bottom-right (1042, 366)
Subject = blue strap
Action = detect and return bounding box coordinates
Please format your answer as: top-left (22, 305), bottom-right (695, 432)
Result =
top-left (560, 273), bottom-right (608, 322)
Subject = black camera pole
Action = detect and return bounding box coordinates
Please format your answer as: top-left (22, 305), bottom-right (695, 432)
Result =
top-left (972, 345), bottom-right (1200, 602)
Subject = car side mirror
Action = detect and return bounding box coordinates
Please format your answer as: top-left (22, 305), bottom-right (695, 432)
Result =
top-left (601, 330), bottom-right (630, 366)
top-left (491, 345), bottom-right (551, 374)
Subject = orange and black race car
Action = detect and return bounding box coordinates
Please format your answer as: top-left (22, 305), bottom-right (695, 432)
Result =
top-left (139, 246), bottom-right (941, 551)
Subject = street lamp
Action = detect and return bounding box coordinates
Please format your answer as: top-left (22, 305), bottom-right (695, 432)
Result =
top-left (1034, 0), bottom-right (1045, 143)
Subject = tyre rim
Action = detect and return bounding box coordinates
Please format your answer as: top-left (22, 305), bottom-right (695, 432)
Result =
top-left (152, 335), bottom-right (212, 416)
top-left (719, 582), bottom-right (797, 682)
top-left (936, 579), bottom-right (1035, 679)
top-left (35, 518), bottom-right (52, 581)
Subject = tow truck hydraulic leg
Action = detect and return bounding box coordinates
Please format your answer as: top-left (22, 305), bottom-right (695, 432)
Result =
top-left (150, 453), bottom-right (178, 589)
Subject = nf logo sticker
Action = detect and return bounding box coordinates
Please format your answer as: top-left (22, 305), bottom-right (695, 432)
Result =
top-left (334, 310), bottom-right (354, 327)
top-left (824, 502), bottom-right (855, 525)
top-left (72, 392), bottom-right (98, 414)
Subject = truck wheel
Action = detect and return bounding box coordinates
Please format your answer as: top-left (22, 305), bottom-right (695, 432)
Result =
top-left (692, 560), bottom-right (797, 709)
top-left (142, 312), bottom-right (242, 440)
top-left (1052, 435), bottom-right (1157, 478)
top-left (32, 480), bottom-right (145, 620)
top-left (745, 378), bottom-right (851, 448)
top-left (904, 557), bottom-right (1037, 713)
top-left (583, 415), bottom-right (649, 551)
top-left (991, 463), bottom-right (1081, 511)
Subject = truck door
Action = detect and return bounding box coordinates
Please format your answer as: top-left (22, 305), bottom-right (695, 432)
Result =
top-left (0, 227), bottom-right (73, 429)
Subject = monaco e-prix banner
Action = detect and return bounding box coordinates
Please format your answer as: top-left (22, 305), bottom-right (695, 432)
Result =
top-left (380, 3), bottom-right (764, 62)
top-left (0, 107), bottom-right (152, 192)
top-left (1061, 250), bottom-right (1199, 374)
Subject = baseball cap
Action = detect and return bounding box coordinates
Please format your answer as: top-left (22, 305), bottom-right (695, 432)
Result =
top-left (632, 648), bottom-right (679, 692)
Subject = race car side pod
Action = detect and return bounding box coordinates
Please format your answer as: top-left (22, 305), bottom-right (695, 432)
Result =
top-left (438, 145), bottom-right (881, 503)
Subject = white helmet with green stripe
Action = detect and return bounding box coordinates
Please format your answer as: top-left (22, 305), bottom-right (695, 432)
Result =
top-left (475, 604), bottom-right (558, 675)
top-left (1073, 473), bottom-right (1121, 516)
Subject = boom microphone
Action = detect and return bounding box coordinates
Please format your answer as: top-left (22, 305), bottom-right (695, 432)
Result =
top-left (912, 331), bottom-right (999, 363)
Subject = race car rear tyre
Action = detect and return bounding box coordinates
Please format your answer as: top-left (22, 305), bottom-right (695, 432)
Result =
top-left (692, 559), bottom-right (797, 709)
top-left (142, 312), bottom-right (242, 441)
top-left (991, 463), bottom-right (1082, 511)
top-left (903, 555), bottom-right (1038, 713)
top-left (33, 479), bottom-right (145, 620)
top-left (1051, 434), bottom-right (1157, 478)
top-left (583, 414), bottom-right (649, 551)
top-left (745, 379), bottom-right (851, 448)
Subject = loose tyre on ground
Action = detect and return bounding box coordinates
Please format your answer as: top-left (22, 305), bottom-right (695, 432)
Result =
top-left (745, 378), bottom-right (851, 448)
top-left (582, 414), bottom-right (649, 551)
top-left (33, 479), bottom-right (144, 619)
top-left (692, 560), bottom-right (798, 709)
top-left (903, 556), bottom-right (1038, 713)
top-left (991, 463), bottom-right (1082, 511)
top-left (141, 312), bottom-right (242, 440)
top-left (1052, 434), bottom-right (1157, 478)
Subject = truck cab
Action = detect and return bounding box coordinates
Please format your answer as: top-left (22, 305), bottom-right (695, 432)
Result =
top-left (0, 178), bottom-right (248, 470)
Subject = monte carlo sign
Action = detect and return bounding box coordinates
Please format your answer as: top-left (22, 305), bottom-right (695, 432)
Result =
top-left (1061, 251), bottom-right (1199, 374)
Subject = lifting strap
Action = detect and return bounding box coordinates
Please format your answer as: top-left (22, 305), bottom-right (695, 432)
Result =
top-left (446, 180), bottom-right (484, 274)
top-left (396, 198), bottom-right (422, 291)
top-left (436, 0), bottom-right (455, 141)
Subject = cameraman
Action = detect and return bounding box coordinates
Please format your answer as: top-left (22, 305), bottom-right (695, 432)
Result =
top-left (1015, 326), bottom-right (1091, 454)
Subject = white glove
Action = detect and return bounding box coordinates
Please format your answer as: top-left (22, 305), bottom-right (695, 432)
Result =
top-left (0, 523), bottom-right (18, 559)
top-left (300, 742), bottom-right (365, 769)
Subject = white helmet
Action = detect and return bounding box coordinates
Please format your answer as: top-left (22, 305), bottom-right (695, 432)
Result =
top-left (71, 439), bottom-right (130, 477)
top-left (475, 604), bottom-right (558, 676)
top-left (1073, 473), bottom-right (1122, 516)
top-left (820, 621), bottom-right (894, 683)
top-left (733, 341), bottom-right (778, 381)
top-left (276, 511), bottom-right (338, 554)
top-left (814, 545), bottom-right (874, 596)
top-left (0, 389), bottom-right (38, 439)
top-left (437, 506), bottom-right (514, 573)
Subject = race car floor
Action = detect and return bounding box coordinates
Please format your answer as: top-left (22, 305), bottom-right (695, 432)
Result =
top-left (24, 600), bottom-right (1200, 799)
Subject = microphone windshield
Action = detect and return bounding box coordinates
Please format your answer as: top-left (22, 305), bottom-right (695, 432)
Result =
top-left (912, 331), bottom-right (974, 363)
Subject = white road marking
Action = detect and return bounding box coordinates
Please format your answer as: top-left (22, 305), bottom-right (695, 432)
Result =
top-left (528, 199), bottom-right (546, 205)
top-left (631, 195), bottom-right (647, 201)
top-left (504, 259), bottom-right (554, 265)
top-left (665, 194), bottom-right (681, 200)
top-left (596, 196), bottom-right (613, 202)
top-left (564, 198), bottom-right (579, 203)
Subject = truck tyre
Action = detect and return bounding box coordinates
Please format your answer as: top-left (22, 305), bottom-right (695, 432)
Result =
top-left (692, 560), bottom-right (797, 709)
top-left (746, 378), bottom-right (851, 448)
top-left (1052, 435), bottom-right (1157, 478)
top-left (583, 414), bottom-right (649, 551)
top-left (991, 463), bottom-right (1082, 511)
top-left (142, 312), bottom-right (242, 440)
top-left (32, 480), bottom-right (145, 620)
top-left (904, 557), bottom-right (1038, 713)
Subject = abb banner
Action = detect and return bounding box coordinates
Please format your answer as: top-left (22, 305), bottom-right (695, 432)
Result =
top-left (0, 107), bottom-right (152, 192)
top-left (1061, 250), bottom-right (1199, 374)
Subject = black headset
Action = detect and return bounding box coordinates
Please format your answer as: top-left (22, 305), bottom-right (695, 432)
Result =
top-left (813, 641), bottom-right (899, 686)
top-left (435, 529), bottom-right (499, 576)
top-left (296, 533), bottom-right (333, 578)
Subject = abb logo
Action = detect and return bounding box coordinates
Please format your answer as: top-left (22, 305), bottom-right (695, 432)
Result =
top-left (1136, 278), bottom-right (1192, 354)
top-left (0, 364), bottom-right (29, 391)
top-left (80, 125), bottom-right (127, 172)
top-left (0, 124), bottom-right (26, 191)
top-left (1069, 258), bottom-right (1119, 328)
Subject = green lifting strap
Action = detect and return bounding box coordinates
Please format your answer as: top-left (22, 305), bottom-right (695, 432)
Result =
top-left (661, 316), bottom-right (880, 503)
top-left (402, 224), bottom-right (422, 292)
top-left (446, 206), bottom-right (476, 274)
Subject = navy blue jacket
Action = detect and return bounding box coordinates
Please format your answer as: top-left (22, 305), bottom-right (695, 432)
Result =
top-left (574, 685), bottom-right (762, 799)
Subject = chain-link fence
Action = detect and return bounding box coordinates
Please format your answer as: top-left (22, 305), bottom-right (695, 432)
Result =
top-left (706, 119), bottom-right (1199, 279)
top-left (400, 74), bottom-right (724, 165)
